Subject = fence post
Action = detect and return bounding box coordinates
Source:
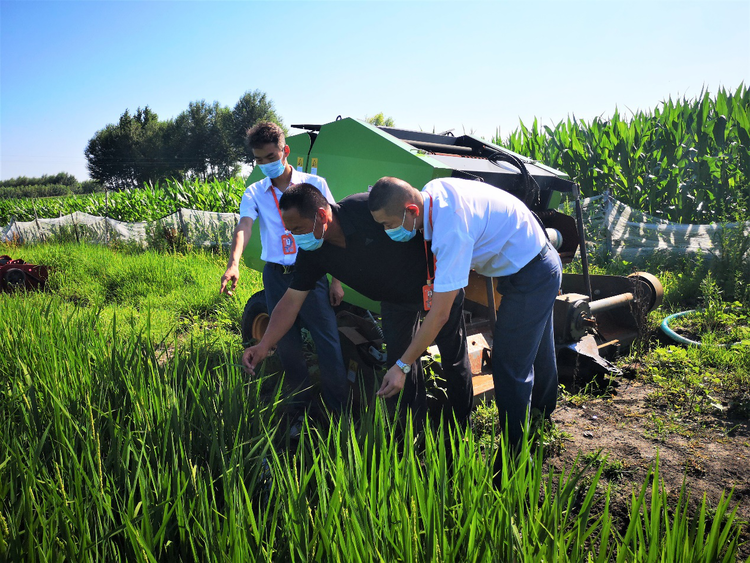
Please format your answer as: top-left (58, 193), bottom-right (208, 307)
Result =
top-left (105, 186), bottom-right (110, 245)
top-left (178, 208), bottom-right (189, 244)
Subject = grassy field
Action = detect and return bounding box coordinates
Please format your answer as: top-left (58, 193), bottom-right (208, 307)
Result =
top-left (1, 243), bottom-right (749, 561)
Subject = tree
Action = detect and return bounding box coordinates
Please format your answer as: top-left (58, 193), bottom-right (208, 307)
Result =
top-left (365, 112), bottom-right (395, 127)
top-left (85, 107), bottom-right (174, 189)
top-left (232, 90), bottom-right (284, 162)
top-left (84, 90), bottom-right (282, 187)
top-left (172, 101), bottom-right (240, 181)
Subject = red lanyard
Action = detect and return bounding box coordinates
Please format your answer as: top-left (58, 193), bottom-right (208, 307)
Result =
top-left (271, 186), bottom-right (298, 256)
top-left (270, 187), bottom-right (286, 225)
top-left (424, 193), bottom-right (436, 284)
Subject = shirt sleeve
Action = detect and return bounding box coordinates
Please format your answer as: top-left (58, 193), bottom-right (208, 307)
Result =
top-left (289, 250), bottom-right (326, 292)
top-left (317, 177), bottom-right (336, 204)
top-left (239, 186), bottom-right (260, 221)
top-left (431, 207), bottom-right (475, 292)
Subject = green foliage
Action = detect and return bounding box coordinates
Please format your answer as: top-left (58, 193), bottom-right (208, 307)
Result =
top-left (0, 172), bottom-right (78, 188)
top-left (85, 91), bottom-right (282, 189)
top-left (0, 243), bottom-right (260, 339)
top-left (366, 112), bottom-right (395, 127)
top-left (0, 181), bottom-right (105, 200)
top-left (0, 243), bottom-right (746, 561)
top-left (171, 100), bottom-right (241, 182)
top-left (497, 84), bottom-right (750, 223)
top-left (0, 177), bottom-right (245, 225)
top-left (232, 90), bottom-right (285, 162)
top-left (85, 106), bottom-right (176, 189)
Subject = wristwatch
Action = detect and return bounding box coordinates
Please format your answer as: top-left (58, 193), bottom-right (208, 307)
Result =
top-left (395, 359), bottom-right (411, 374)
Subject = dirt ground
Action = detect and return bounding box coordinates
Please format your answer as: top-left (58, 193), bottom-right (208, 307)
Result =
top-left (547, 374), bottom-right (750, 558)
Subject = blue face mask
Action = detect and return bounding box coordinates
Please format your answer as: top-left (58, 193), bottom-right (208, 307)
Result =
top-left (293, 214), bottom-right (325, 251)
top-left (385, 209), bottom-right (417, 242)
top-left (258, 158), bottom-right (286, 179)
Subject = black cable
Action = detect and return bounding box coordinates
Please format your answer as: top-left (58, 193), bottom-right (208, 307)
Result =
top-left (486, 149), bottom-right (540, 208)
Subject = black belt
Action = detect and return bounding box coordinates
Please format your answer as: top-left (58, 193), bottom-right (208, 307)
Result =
top-left (525, 242), bottom-right (550, 267)
top-left (267, 262), bottom-right (295, 274)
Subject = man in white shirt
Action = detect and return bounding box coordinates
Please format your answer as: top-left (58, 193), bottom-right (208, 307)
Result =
top-left (369, 176), bottom-right (562, 470)
top-left (220, 121), bottom-right (348, 418)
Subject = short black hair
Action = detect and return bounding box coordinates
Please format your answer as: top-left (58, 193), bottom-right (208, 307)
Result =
top-left (368, 176), bottom-right (414, 216)
top-left (279, 183), bottom-right (330, 220)
top-left (245, 121), bottom-right (285, 151)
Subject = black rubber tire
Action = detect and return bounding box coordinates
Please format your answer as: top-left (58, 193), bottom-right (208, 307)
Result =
top-left (241, 290), bottom-right (269, 344)
top-left (4, 268), bottom-right (26, 290)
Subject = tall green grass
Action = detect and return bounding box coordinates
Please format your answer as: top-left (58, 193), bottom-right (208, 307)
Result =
top-left (1, 267), bottom-right (747, 560)
top-left (0, 243), bottom-right (258, 342)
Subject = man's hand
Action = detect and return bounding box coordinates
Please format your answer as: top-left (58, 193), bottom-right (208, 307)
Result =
top-left (242, 342), bottom-right (270, 375)
top-left (377, 364), bottom-right (407, 399)
top-left (329, 278), bottom-right (344, 307)
top-left (220, 265), bottom-right (240, 295)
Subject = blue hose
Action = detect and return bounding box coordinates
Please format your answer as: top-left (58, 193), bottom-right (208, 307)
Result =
top-left (660, 309), bottom-right (747, 348)
top-left (660, 310), bottom-right (701, 346)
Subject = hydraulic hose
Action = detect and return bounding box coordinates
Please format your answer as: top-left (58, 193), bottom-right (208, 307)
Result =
top-left (659, 310), bottom-right (700, 346)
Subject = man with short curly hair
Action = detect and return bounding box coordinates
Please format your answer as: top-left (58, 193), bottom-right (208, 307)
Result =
top-left (221, 121), bottom-right (348, 426)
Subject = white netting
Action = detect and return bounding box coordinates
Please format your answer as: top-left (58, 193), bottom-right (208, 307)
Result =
top-left (1, 209), bottom-right (240, 247)
top-left (2, 200), bottom-right (747, 263)
top-left (577, 193), bottom-right (750, 262)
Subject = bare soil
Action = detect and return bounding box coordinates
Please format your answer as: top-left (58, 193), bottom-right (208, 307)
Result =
top-left (547, 375), bottom-right (750, 559)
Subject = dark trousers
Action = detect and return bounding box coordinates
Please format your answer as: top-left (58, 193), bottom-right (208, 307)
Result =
top-left (262, 264), bottom-right (348, 413)
top-left (493, 241), bottom-right (562, 449)
top-left (380, 288), bottom-right (473, 430)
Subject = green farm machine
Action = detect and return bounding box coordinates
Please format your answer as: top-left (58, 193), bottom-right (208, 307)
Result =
top-left (241, 117), bottom-right (663, 401)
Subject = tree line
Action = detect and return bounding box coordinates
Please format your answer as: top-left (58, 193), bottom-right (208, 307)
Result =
top-left (0, 172), bottom-right (103, 200)
top-left (0, 172), bottom-right (79, 188)
top-left (84, 90), bottom-right (282, 189)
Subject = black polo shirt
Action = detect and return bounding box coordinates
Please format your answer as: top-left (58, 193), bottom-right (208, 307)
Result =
top-left (290, 193), bottom-right (430, 304)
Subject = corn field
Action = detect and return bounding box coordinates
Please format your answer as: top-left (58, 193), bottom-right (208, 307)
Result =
top-left (0, 178), bottom-right (245, 226)
top-left (497, 84), bottom-right (750, 223)
top-left (2, 87), bottom-right (748, 228)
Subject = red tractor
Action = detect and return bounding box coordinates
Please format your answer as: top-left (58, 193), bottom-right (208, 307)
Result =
top-left (0, 255), bottom-right (49, 293)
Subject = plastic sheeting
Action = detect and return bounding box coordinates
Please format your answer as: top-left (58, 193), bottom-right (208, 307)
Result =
top-left (2, 199), bottom-right (747, 263)
top-left (580, 193), bottom-right (750, 262)
top-left (1, 209), bottom-right (240, 247)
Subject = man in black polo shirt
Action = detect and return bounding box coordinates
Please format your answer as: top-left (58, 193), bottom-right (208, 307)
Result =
top-left (242, 183), bottom-right (473, 429)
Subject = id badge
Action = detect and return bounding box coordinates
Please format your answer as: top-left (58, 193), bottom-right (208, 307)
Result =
top-left (281, 233), bottom-right (297, 255)
top-left (422, 283), bottom-right (433, 311)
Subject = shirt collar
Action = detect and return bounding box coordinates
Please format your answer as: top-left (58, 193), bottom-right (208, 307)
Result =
top-left (331, 203), bottom-right (352, 237)
top-left (420, 189), bottom-right (432, 241)
top-left (262, 166), bottom-right (298, 192)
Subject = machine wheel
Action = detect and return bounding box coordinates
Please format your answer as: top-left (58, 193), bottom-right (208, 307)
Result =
top-left (4, 268), bottom-right (26, 290)
top-left (628, 271), bottom-right (664, 313)
top-left (242, 290), bottom-right (269, 344)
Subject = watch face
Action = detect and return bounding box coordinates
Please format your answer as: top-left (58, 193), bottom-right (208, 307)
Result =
top-left (397, 360), bottom-right (411, 374)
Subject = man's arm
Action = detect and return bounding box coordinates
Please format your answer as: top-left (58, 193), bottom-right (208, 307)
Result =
top-left (242, 287), bottom-right (310, 374)
top-left (377, 289), bottom-right (459, 399)
top-left (220, 216), bottom-right (254, 294)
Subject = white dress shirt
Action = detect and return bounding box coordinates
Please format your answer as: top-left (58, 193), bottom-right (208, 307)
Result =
top-left (421, 177), bottom-right (546, 292)
top-left (239, 170), bottom-right (335, 265)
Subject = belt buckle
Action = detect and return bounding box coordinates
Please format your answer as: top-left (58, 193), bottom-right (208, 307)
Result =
top-left (282, 264), bottom-right (294, 275)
